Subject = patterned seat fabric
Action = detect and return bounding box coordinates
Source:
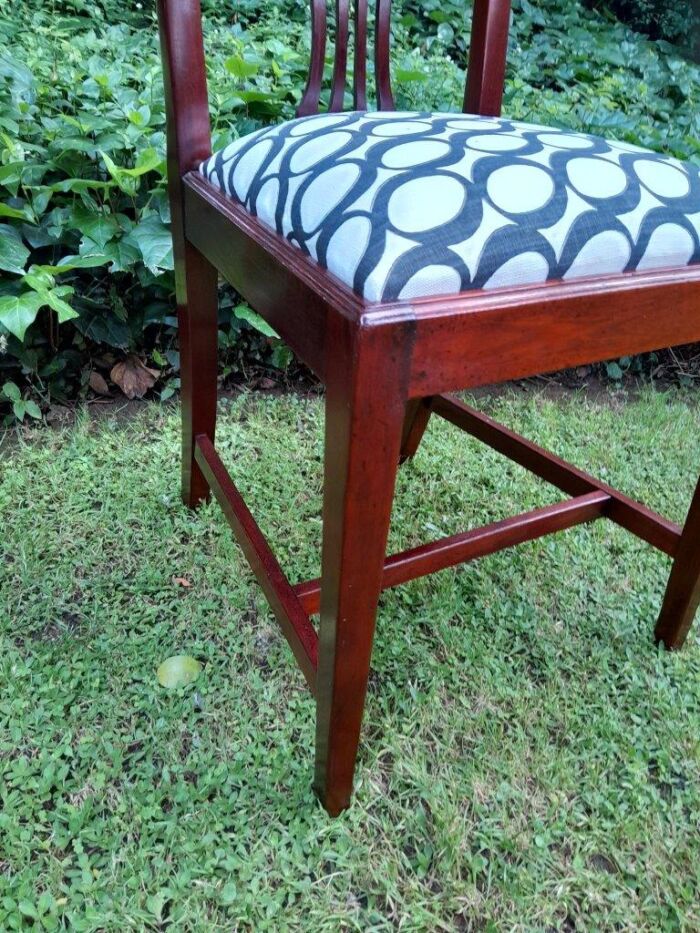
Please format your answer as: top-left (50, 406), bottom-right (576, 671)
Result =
top-left (199, 111), bottom-right (700, 303)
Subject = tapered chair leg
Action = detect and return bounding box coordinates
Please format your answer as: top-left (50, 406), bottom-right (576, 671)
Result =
top-left (314, 322), bottom-right (412, 815)
top-left (399, 397), bottom-right (433, 464)
top-left (178, 242), bottom-right (219, 508)
top-left (655, 475), bottom-right (700, 649)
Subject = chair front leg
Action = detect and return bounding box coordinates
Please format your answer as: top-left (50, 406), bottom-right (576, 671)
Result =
top-left (178, 242), bottom-right (219, 508)
top-left (314, 320), bottom-right (412, 815)
top-left (655, 475), bottom-right (700, 650)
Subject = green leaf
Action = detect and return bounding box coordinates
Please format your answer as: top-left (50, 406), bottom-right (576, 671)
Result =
top-left (0, 203), bottom-right (28, 220)
top-left (126, 104), bottom-right (151, 127)
top-left (100, 148), bottom-right (163, 194)
top-left (128, 214), bottom-right (173, 274)
top-left (2, 381), bottom-right (21, 402)
top-left (18, 899), bottom-right (38, 920)
top-left (57, 253), bottom-right (110, 271)
top-left (234, 304), bottom-right (279, 338)
top-left (270, 344), bottom-right (294, 370)
top-left (157, 655), bottom-right (202, 689)
top-left (23, 399), bottom-right (41, 419)
top-left (395, 68), bottom-right (428, 83)
top-left (0, 292), bottom-right (43, 340)
top-left (51, 177), bottom-right (113, 194)
top-left (146, 889), bottom-right (171, 921)
top-left (43, 287), bottom-right (78, 324)
top-left (102, 238), bottom-right (140, 273)
top-left (0, 224), bottom-right (29, 274)
top-left (225, 55), bottom-right (259, 78)
top-left (22, 266), bottom-right (55, 291)
top-left (74, 304), bottom-right (130, 348)
top-left (220, 882), bottom-right (238, 905)
top-left (606, 361), bottom-right (624, 380)
top-left (73, 207), bottom-right (119, 249)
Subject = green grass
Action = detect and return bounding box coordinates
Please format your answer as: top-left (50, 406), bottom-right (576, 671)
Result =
top-left (1, 387), bottom-right (700, 931)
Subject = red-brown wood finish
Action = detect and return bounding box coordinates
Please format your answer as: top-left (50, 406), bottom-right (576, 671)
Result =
top-left (375, 0), bottom-right (396, 110)
top-left (431, 395), bottom-right (682, 555)
top-left (314, 314), bottom-right (413, 815)
top-left (399, 396), bottom-right (434, 463)
top-left (297, 0), bottom-right (328, 116)
top-left (194, 435), bottom-right (319, 687)
top-left (655, 477), bottom-right (700, 649)
top-left (297, 0), bottom-right (396, 115)
top-left (464, 0), bottom-right (512, 116)
top-left (295, 490), bottom-right (610, 616)
top-left (157, 0), bottom-right (700, 814)
top-left (354, 0), bottom-right (369, 110)
top-left (157, 0), bottom-right (218, 507)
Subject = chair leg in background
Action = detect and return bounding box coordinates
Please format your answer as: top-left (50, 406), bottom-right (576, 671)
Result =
top-left (399, 397), bottom-right (433, 464)
top-left (655, 475), bottom-right (700, 649)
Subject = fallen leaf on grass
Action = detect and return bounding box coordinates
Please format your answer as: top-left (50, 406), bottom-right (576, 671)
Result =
top-left (157, 655), bottom-right (202, 689)
top-left (110, 354), bottom-right (159, 399)
top-left (89, 370), bottom-right (110, 395)
top-left (173, 576), bottom-right (192, 588)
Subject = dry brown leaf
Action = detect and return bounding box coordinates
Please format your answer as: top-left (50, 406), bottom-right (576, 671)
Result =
top-left (173, 576), bottom-right (193, 588)
top-left (89, 371), bottom-right (110, 395)
top-left (110, 355), bottom-right (160, 399)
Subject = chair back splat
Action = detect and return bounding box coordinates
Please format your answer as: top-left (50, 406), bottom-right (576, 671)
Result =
top-left (296, 0), bottom-right (395, 115)
top-left (296, 0), bottom-right (512, 117)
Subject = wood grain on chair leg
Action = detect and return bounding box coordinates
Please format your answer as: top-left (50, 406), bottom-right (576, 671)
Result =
top-left (655, 476), bottom-right (700, 650)
top-left (314, 318), bottom-right (413, 815)
top-left (399, 397), bottom-right (433, 464)
top-left (179, 244), bottom-right (218, 508)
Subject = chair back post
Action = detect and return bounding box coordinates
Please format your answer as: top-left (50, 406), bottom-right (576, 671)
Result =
top-left (464, 0), bottom-right (511, 117)
top-left (156, 0), bottom-right (212, 292)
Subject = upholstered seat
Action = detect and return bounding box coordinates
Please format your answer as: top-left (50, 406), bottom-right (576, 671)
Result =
top-left (199, 111), bottom-right (700, 303)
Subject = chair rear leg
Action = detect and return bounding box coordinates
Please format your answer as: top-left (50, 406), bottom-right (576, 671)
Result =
top-left (314, 322), bottom-right (410, 815)
top-left (179, 242), bottom-right (219, 508)
top-left (399, 397), bottom-right (433, 464)
top-left (655, 475), bottom-right (700, 650)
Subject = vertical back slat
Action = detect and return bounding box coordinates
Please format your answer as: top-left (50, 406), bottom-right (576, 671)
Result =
top-left (464, 0), bottom-right (511, 116)
top-left (329, 0), bottom-right (350, 111)
top-left (375, 0), bottom-right (395, 110)
top-left (297, 0), bottom-right (328, 116)
top-left (297, 0), bottom-right (398, 116)
top-left (353, 0), bottom-right (368, 110)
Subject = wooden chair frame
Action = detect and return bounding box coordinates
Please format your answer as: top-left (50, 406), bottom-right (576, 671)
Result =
top-left (157, 0), bottom-right (700, 814)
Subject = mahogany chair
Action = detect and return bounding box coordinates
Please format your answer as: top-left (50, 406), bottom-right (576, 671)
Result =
top-left (157, 0), bottom-right (700, 814)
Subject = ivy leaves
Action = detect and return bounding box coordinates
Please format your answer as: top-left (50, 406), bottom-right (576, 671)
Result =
top-left (0, 224), bottom-right (29, 274)
top-left (0, 266), bottom-right (78, 341)
top-left (128, 214), bottom-right (173, 275)
top-left (0, 293), bottom-right (42, 341)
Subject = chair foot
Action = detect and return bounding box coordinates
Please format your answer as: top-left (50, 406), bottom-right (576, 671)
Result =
top-left (654, 476), bottom-right (700, 650)
top-left (399, 397), bottom-right (433, 464)
top-left (314, 319), bottom-right (411, 814)
top-left (178, 242), bottom-right (219, 510)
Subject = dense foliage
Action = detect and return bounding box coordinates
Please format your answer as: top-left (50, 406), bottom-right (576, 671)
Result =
top-left (1, 0), bottom-right (700, 419)
top-left (600, 0), bottom-right (698, 45)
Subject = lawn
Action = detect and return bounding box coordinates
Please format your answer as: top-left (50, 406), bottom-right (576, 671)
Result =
top-left (1, 387), bottom-right (699, 930)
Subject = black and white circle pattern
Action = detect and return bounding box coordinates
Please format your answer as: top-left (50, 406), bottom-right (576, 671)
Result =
top-left (200, 111), bottom-right (700, 303)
